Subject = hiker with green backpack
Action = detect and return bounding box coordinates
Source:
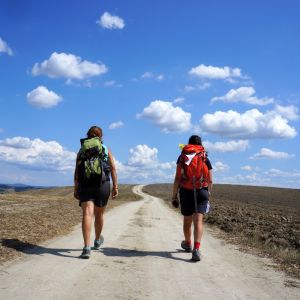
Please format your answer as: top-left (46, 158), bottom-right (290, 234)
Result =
top-left (74, 126), bottom-right (118, 259)
top-left (172, 135), bottom-right (213, 261)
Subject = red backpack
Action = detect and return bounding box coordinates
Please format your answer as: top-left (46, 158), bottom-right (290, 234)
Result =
top-left (179, 144), bottom-right (209, 190)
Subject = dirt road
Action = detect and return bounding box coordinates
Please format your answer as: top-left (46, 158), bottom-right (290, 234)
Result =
top-left (0, 185), bottom-right (299, 299)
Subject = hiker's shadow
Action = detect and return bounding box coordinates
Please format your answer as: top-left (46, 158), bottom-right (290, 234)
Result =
top-left (100, 247), bottom-right (195, 263)
top-left (1, 239), bottom-right (80, 259)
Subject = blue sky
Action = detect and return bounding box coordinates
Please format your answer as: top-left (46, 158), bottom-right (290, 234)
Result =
top-left (0, 0), bottom-right (299, 188)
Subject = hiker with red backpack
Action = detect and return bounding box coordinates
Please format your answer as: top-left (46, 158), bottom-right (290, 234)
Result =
top-left (172, 135), bottom-right (213, 261)
top-left (74, 126), bottom-right (118, 259)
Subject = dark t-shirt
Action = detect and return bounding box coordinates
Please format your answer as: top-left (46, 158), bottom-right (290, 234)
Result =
top-left (206, 158), bottom-right (213, 170)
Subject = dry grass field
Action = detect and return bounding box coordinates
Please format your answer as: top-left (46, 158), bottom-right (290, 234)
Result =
top-left (0, 185), bottom-right (140, 265)
top-left (143, 184), bottom-right (300, 279)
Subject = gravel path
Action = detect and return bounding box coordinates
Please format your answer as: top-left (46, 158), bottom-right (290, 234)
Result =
top-left (0, 185), bottom-right (299, 299)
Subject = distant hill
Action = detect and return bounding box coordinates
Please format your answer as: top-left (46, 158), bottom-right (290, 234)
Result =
top-left (0, 183), bottom-right (44, 193)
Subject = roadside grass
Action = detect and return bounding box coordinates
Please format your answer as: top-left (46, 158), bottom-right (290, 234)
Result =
top-left (142, 183), bottom-right (300, 279)
top-left (0, 184), bottom-right (139, 265)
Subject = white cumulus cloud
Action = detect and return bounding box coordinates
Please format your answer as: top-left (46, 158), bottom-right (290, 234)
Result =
top-left (32, 52), bottom-right (107, 80)
top-left (115, 144), bottom-right (176, 183)
top-left (183, 82), bottom-right (211, 93)
top-left (213, 161), bottom-right (230, 172)
top-left (27, 86), bottom-right (62, 108)
top-left (188, 64), bottom-right (242, 80)
top-left (265, 168), bottom-right (300, 178)
top-left (141, 72), bottom-right (153, 79)
top-left (275, 104), bottom-right (299, 120)
top-left (104, 80), bottom-right (116, 87)
top-left (137, 100), bottom-right (192, 133)
top-left (104, 80), bottom-right (122, 87)
top-left (241, 165), bottom-right (253, 171)
top-left (97, 12), bottom-right (125, 29)
top-left (173, 97), bottom-right (185, 104)
top-left (204, 140), bottom-right (249, 152)
top-left (0, 37), bottom-right (13, 55)
top-left (250, 148), bottom-right (295, 159)
top-left (0, 137), bottom-right (76, 172)
top-left (211, 87), bottom-right (274, 106)
top-left (217, 169), bottom-right (300, 188)
top-left (156, 74), bottom-right (164, 81)
top-left (128, 144), bottom-right (158, 167)
top-left (109, 121), bottom-right (124, 130)
top-left (141, 72), bottom-right (164, 81)
top-left (200, 109), bottom-right (297, 139)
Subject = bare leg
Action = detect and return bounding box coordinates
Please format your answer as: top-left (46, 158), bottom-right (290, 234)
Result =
top-left (183, 215), bottom-right (193, 241)
top-left (81, 201), bottom-right (94, 247)
top-left (193, 213), bottom-right (204, 243)
top-left (94, 206), bottom-right (105, 240)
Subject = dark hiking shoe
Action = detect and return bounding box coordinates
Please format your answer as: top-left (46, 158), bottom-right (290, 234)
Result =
top-left (192, 249), bottom-right (201, 261)
top-left (93, 235), bottom-right (104, 250)
top-left (80, 247), bottom-right (91, 259)
top-left (181, 241), bottom-right (192, 252)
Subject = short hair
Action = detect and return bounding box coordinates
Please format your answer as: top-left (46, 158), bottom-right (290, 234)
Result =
top-left (87, 126), bottom-right (103, 139)
top-left (188, 135), bottom-right (202, 145)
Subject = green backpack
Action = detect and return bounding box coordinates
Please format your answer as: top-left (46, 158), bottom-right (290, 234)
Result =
top-left (78, 137), bottom-right (106, 189)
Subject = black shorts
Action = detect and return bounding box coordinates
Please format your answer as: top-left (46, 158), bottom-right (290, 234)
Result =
top-left (179, 187), bottom-right (210, 216)
top-left (78, 181), bottom-right (110, 208)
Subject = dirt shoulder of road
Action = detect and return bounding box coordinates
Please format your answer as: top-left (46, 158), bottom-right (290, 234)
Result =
top-left (0, 184), bottom-right (140, 265)
top-left (143, 184), bottom-right (300, 280)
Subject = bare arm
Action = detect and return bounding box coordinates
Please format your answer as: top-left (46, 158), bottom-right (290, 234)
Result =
top-left (172, 164), bottom-right (181, 201)
top-left (172, 179), bottom-right (180, 199)
top-left (74, 153), bottom-right (80, 199)
top-left (208, 169), bottom-right (213, 198)
top-left (170, 165), bottom-right (182, 208)
top-left (108, 149), bottom-right (118, 199)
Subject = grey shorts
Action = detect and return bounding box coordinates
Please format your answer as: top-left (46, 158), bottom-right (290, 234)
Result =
top-left (78, 181), bottom-right (110, 207)
top-left (179, 187), bottom-right (210, 216)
